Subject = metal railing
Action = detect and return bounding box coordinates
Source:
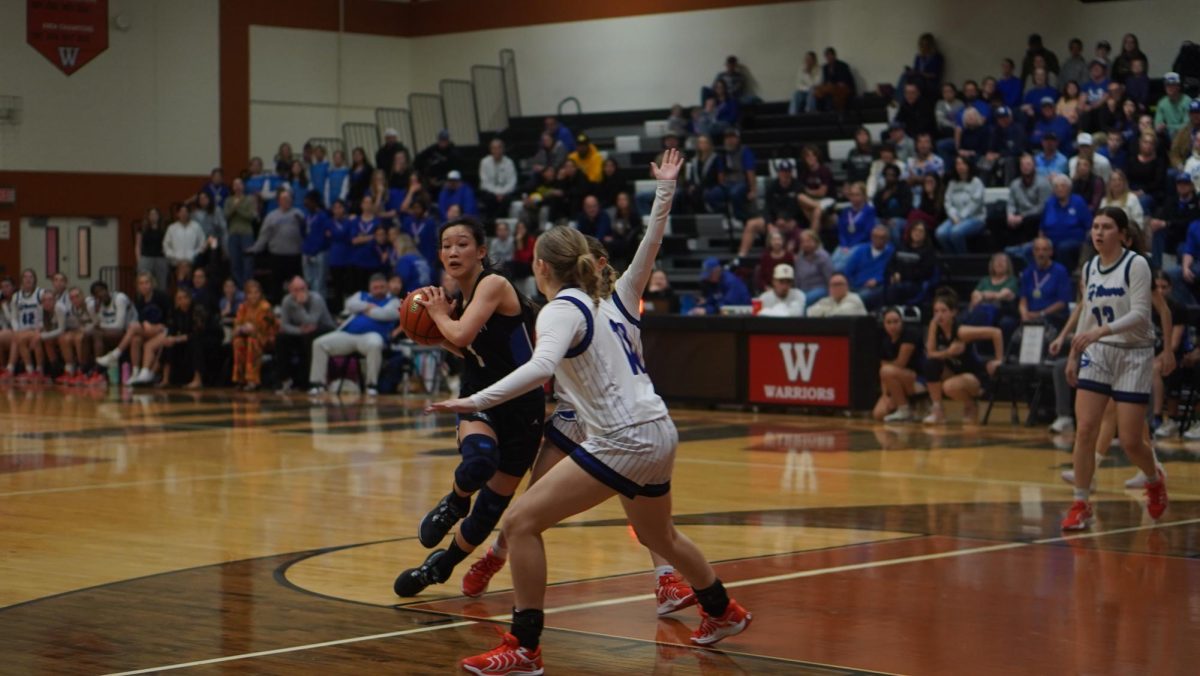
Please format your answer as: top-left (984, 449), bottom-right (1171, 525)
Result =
top-left (439, 79), bottom-right (479, 146)
top-left (341, 122), bottom-right (381, 160)
top-left (557, 96), bottom-right (581, 116)
top-left (409, 93), bottom-right (446, 152)
top-left (500, 48), bottom-right (521, 118)
top-left (305, 136), bottom-right (345, 157)
top-left (471, 65), bottom-right (508, 133)
top-left (374, 108), bottom-right (414, 153)
top-left (99, 265), bottom-right (136, 297)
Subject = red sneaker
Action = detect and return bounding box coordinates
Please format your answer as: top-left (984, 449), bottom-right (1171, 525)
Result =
top-left (460, 632), bottom-right (543, 676)
top-left (14, 372), bottom-right (31, 384)
top-left (0, 369), bottom-right (11, 381)
top-left (462, 549), bottom-right (507, 598)
top-left (656, 572), bottom-right (697, 616)
top-left (87, 372), bottom-right (108, 387)
top-left (1061, 500), bottom-right (1094, 531)
top-left (690, 599), bottom-right (752, 646)
top-left (1145, 470), bottom-right (1168, 520)
top-left (55, 373), bottom-right (74, 385)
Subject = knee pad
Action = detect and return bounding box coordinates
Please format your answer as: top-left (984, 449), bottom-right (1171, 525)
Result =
top-left (460, 486), bottom-right (513, 546)
top-left (454, 434), bottom-right (499, 493)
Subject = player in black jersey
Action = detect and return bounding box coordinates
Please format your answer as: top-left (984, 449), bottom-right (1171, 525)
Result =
top-left (393, 217), bottom-right (545, 597)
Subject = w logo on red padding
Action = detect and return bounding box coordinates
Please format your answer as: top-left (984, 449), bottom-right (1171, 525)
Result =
top-left (57, 47), bottom-right (79, 68)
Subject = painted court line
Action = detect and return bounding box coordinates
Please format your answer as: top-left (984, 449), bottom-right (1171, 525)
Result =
top-left (103, 516), bottom-right (1200, 675)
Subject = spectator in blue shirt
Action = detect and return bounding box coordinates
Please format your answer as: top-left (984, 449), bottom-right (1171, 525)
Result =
top-left (1017, 236), bottom-right (1072, 328)
top-left (575, 195), bottom-right (611, 241)
top-left (1032, 100), bottom-right (1075, 155)
top-left (842, 225), bottom-right (894, 310)
top-left (1080, 60), bottom-right (1110, 113)
top-left (1034, 132), bottom-right (1070, 177)
top-left (1022, 70), bottom-right (1059, 118)
top-left (544, 117), bottom-right (576, 153)
top-left (309, 146), bottom-right (330, 205)
top-left (401, 198), bottom-right (438, 267)
top-left (200, 168), bottom-right (229, 209)
top-left (437, 170), bottom-right (478, 218)
top-left (691, 257), bottom-right (751, 315)
top-left (997, 58), bottom-right (1023, 110)
top-left (301, 191), bottom-right (331, 299)
top-left (349, 196), bottom-right (382, 291)
top-left (832, 182), bottom-right (876, 269)
top-left (1007, 174), bottom-right (1091, 269)
top-left (705, 128), bottom-right (757, 221)
top-left (324, 149), bottom-right (350, 208)
top-left (325, 200), bottom-right (354, 313)
top-left (388, 232), bottom-right (432, 296)
top-left (1098, 131), bottom-right (1129, 172)
top-left (243, 157), bottom-right (269, 216)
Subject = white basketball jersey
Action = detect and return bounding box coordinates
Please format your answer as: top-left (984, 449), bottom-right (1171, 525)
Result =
top-left (12, 289), bottom-right (45, 330)
top-left (88, 292), bottom-right (134, 330)
top-left (552, 287), bottom-right (669, 437)
top-left (1079, 249), bottom-right (1154, 348)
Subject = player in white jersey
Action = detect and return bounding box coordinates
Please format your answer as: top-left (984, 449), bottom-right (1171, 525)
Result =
top-left (459, 236), bottom-right (696, 615)
top-left (2, 269), bottom-right (49, 382)
top-left (54, 287), bottom-right (98, 384)
top-left (0, 276), bottom-right (14, 372)
top-left (1062, 206), bottom-right (1168, 530)
top-left (90, 280), bottom-right (138, 381)
top-left (432, 150), bottom-right (751, 676)
top-left (50, 273), bottom-right (70, 315)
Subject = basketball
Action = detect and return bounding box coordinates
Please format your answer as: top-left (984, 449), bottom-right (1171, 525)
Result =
top-left (399, 288), bottom-right (444, 346)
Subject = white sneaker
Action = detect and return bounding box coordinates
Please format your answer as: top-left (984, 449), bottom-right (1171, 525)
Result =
top-left (1184, 425), bottom-right (1200, 440)
top-left (95, 350), bottom-right (120, 368)
top-left (1155, 419), bottom-right (1179, 439)
top-left (1049, 416), bottom-right (1075, 433)
top-left (366, 387), bottom-right (379, 397)
top-left (1060, 469), bottom-right (1098, 492)
top-left (922, 407), bottom-right (944, 424)
top-left (130, 368), bottom-right (156, 385)
top-left (884, 406), bottom-right (912, 422)
top-left (1125, 464), bottom-right (1166, 489)
top-left (307, 385), bottom-right (326, 396)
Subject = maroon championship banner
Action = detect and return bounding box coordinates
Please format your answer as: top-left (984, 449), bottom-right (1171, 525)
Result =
top-left (27, 0), bottom-right (109, 76)
top-left (747, 334), bottom-right (851, 407)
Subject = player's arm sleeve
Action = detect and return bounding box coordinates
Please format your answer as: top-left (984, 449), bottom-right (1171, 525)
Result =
top-left (616, 179), bottom-right (676, 309)
top-left (466, 302), bottom-right (583, 411)
top-left (1105, 257), bottom-right (1152, 335)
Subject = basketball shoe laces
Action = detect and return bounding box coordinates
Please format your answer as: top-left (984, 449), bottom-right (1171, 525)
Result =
top-left (476, 629), bottom-right (537, 671)
top-left (467, 551), bottom-right (505, 581)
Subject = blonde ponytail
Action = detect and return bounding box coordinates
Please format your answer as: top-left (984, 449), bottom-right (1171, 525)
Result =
top-left (535, 226), bottom-right (603, 302)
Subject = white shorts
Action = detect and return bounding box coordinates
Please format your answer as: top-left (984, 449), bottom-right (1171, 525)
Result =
top-left (571, 417), bottom-right (678, 499)
top-left (1077, 342), bottom-right (1153, 404)
top-left (545, 405), bottom-right (585, 453)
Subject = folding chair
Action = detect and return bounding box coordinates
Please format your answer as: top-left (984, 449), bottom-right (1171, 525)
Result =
top-left (983, 321), bottom-right (1055, 426)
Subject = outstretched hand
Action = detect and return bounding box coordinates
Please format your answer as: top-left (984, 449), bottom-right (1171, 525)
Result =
top-left (650, 147), bottom-right (683, 182)
top-left (425, 398), bottom-right (475, 414)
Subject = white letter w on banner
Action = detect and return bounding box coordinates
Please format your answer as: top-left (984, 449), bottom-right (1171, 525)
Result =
top-left (778, 343), bottom-right (819, 382)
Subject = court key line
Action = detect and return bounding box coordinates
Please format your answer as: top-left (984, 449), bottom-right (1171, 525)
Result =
top-left (102, 516), bottom-right (1200, 675)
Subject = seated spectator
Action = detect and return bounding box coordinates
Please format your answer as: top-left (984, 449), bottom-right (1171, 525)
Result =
top-left (886, 221), bottom-right (936, 306)
top-left (1070, 133), bottom-right (1112, 184)
top-left (895, 83), bottom-right (936, 140)
top-left (908, 173), bottom-right (946, 230)
top-left (1017, 237), bottom-right (1072, 328)
top-left (163, 203), bottom-right (205, 284)
top-left (553, 160), bottom-right (591, 223)
top-left (832, 182), bottom-right (876, 268)
top-left (1056, 80), bottom-right (1082, 124)
top-left (218, 279), bottom-right (243, 337)
top-left (935, 156), bottom-right (986, 254)
top-left (249, 189), bottom-right (306, 303)
top-left (996, 58), bottom-right (1022, 110)
top-left (921, 290), bottom-right (1003, 424)
top-left (875, 306), bottom-right (924, 421)
top-left (955, 107), bottom-right (991, 171)
top-left (985, 106), bottom-right (1027, 185)
top-left (998, 153), bottom-right (1051, 247)
top-left (389, 232), bottom-right (433, 295)
top-left (690, 257), bottom-right (750, 315)
top-left (710, 54), bottom-right (748, 103)
top-left (544, 116), bottom-right (576, 152)
top-left (867, 143), bottom-right (907, 199)
top-left (530, 132), bottom-right (567, 177)
top-left (1153, 174), bottom-right (1200, 270)
top-left (1033, 99), bottom-right (1075, 155)
top-left (161, 287), bottom-right (221, 389)
top-left (845, 127), bottom-right (876, 190)
top-left (813, 47), bottom-right (855, 112)
top-left (576, 195), bottom-right (611, 241)
top-left (684, 135), bottom-right (721, 214)
top-left (597, 157), bottom-right (629, 208)
top-left (1081, 60), bottom-right (1112, 115)
top-left (1034, 131), bottom-right (1069, 178)
top-left (189, 266), bottom-right (219, 313)
top-left (843, 224), bottom-right (894, 309)
top-left (643, 269), bottom-right (679, 314)
top-left (873, 163), bottom-right (913, 242)
top-left (1059, 39), bottom-right (1088, 92)
top-left (757, 264), bottom-right (806, 317)
top-left (754, 231), bottom-right (795, 293)
top-left (568, 134), bottom-right (604, 183)
top-left (488, 221), bottom-right (515, 269)
top-left (1152, 270), bottom-right (1189, 438)
top-left (345, 148), bottom-right (373, 208)
top-left (510, 220), bottom-right (537, 291)
top-left (936, 82), bottom-right (964, 139)
top-left (966, 252), bottom-right (1020, 329)
top-left (1169, 101), bottom-right (1200, 170)
top-left (1089, 84), bottom-right (1129, 135)
top-left (1099, 130), bottom-right (1129, 172)
top-left (705, 129), bottom-right (756, 221)
top-left (124, 272), bottom-right (172, 386)
top-left (738, 159), bottom-right (799, 257)
top-left (665, 104), bottom-right (689, 137)
top-left (806, 272), bottom-right (867, 317)
top-left (710, 79), bottom-right (740, 128)
top-left (274, 276), bottom-right (335, 393)
top-left (1175, 204), bottom-right (1200, 297)
top-left (1128, 131), bottom-right (1167, 212)
top-left (1155, 73), bottom-right (1193, 139)
top-left (1038, 174), bottom-right (1091, 269)
top-left (607, 192), bottom-right (641, 267)
top-left (415, 129), bottom-right (461, 192)
top-left (906, 133), bottom-right (945, 189)
top-left (1022, 70), bottom-right (1059, 116)
top-left (789, 51), bottom-right (819, 115)
top-left (796, 145), bottom-right (834, 231)
top-left (794, 229), bottom-right (833, 305)
top-left (438, 170), bottom-right (478, 218)
top-left (1184, 128), bottom-right (1200, 187)
top-left (886, 121), bottom-right (916, 162)
top-left (34, 292), bottom-right (63, 378)
top-left (229, 279), bottom-right (276, 392)
top-left (690, 99), bottom-right (718, 139)
top-left (1070, 156), bottom-right (1105, 212)
top-left (939, 80), bottom-right (992, 157)
top-left (308, 273), bottom-right (398, 397)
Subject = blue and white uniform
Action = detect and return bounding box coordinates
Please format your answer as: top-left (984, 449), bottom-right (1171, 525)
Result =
top-left (1076, 248), bottom-right (1155, 403)
top-left (468, 180), bottom-right (677, 497)
top-left (11, 288), bottom-right (46, 331)
top-left (87, 292), bottom-right (135, 331)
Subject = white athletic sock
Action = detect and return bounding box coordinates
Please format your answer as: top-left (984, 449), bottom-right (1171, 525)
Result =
top-left (1073, 488), bottom-right (1090, 502)
top-left (655, 565), bottom-right (675, 579)
top-left (489, 543), bottom-right (507, 560)
top-left (65, 364), bottom-right (75, 374)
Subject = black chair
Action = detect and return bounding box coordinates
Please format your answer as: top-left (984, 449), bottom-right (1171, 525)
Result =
top-left (984, 321), bottom-right (1056, 426)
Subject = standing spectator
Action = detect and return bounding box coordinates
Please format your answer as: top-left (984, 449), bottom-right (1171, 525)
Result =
top-left (488, 221), bottom-right (515, 269)
top-left (415, 130), bottom-right (461, 192)
top-left (249, 190), bottom-right (305, 303)
top-left (324, 200), bottom-right (354, 312)
top-left (274, 276), bottom-right (335, 392)
top-left (999, 154), bottom-right (1051, 247)
top-left (737, 160), bottom-right (800, 257)
top-left (874, 163), bottom-right (913, 241)
top-left (1156, 73), bottom-right (1193, 138)
top-left (567, 134), bottom-right (603, 183)
top-left (935, 83), bottom-right (964, 140)
top-left (376, 128), bottom-right (409, 180)
top-left (309, 145), bottom-right (330, 204)
top-left (756, 264), bottom-right (806, 317)
top-left (164, 203), bottom-right (206, 284)
top-left (1020, 34), bottom-right (1060, 82)
top-left (368, 169), bottom-right (403, 229)
top-left (1099, 170), bottom-right (1145, 227)
top-left (814, 47), bottom-right (855, 112)
top-left (1018, 237), bottom-right (1072, 328)
top-left (301, 191), bottom-right (332, 299)
top-left (935, 156), bottom-right (986, 254)
top-left (1059, 39), bottom-right (1088, 92)
top-left (1034, 131), bottom-right (1069, 177)
top-left (886, 221), bottom-right (937, 306)
top-left (996, 58), bottom-right (1023, 110)
top-left (794, 229), bottom-right (833, 305)
top-left (1111, 33), bottom-right (1148, 84)
top-left (543, 116), bottom-right (576, 153)
top-left (842, 224), bottom-right (894, 309)
top-left (135, 207), bottom-right (169, 291)
top-left (388, 151), bottom-right (413, 191)
top-left (706, 129), bottom-right (756, 221)
top-left (789, 51), bottom-right (819, 115)
top-left (243, 157), bottom-right (269, 212)
top-left (479, 139), bottom-right (518, 222)
top-left (346, 147), bottom-right (373, 209)
top-left (162, 287), bottom-right (221, 388)
top-left (286, 160), bottom-right (312, 209)
top-left (1070, 156), bottom-right (1106, 212)
top-left (832, 182), bottom-right (876, 268)
top-left (324, 148), bottom-right (351, 207)
top-left (874, 306), bottom-right (924, 421)
top-left (690, 257), bottom-right (750, 315)
top-left (349, 195), bottom-right (384, 291)
top-left (753, 231), bottom-right (795, 293)
top-left (230, 279), bottom-right (276, 391)
top-left (896, 83), bottom-right (937, 140)
top-left (530, 132), bottom-right (567, 177)
top-left (190, 191), bottom-right (226, 275)
top-left (806, 273), bottom-right (867, 317)
top-left (1150, 174), bottom-right (1200, 271)
top-left (307, 273), bottom-right (399, 397)
top-left (199, 168), bottom-right (229, 209)
top-left (438, 170), bottom-right (478, 218)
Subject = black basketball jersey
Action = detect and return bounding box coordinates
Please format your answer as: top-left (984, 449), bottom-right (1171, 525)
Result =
top-left (458, 270), bottom-right (541, 405)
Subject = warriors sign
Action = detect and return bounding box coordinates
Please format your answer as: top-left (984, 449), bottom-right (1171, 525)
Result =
top-left (27, 0), bottom-right (109, 76)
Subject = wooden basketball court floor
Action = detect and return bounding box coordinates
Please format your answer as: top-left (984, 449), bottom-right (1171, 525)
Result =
top-left (1, 388), bottom-right (1198, 675)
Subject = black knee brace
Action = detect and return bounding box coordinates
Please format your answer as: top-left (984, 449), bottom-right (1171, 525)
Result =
top-left (454, 434), bottom-right (499, 493)
top-left (459, 486), bottom-right (513, 546)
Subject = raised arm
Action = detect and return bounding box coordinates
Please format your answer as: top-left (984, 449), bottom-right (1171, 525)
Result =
top-left (617, 148), bottom-right (682, 305)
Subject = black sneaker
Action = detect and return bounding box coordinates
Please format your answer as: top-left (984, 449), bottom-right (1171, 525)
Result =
top-left (393, 549), bottom-right (449, 597)
top-left (418, 494), bottom-right (468, 548)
